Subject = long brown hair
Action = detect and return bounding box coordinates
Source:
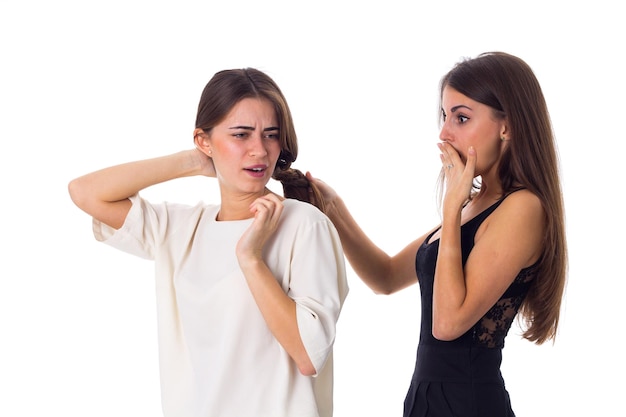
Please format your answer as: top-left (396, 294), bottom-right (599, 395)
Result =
top-left (440, 52), bottom-right (568, 344)
top-left (195, 68), bottom-right (326, 213)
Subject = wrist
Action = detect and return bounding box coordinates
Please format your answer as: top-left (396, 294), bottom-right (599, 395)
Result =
top-left (178, 149), bottom-right (205, 177)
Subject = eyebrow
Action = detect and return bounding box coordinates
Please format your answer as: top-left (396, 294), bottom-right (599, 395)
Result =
top-left (229, 126), bottom-right (279, 131)
top-left (450, 104), bottom-right (472, 113)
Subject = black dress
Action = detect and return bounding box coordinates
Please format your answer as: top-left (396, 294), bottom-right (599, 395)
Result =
top-left (404, 198), bottom-right (536, 417)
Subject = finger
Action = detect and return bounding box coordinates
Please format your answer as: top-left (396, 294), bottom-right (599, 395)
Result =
top-left (262, 193), bottom-right (283, 205)
top-left (249, 197), bottom-right (273, 216)
top-left (250, 193), bottom-right (278, 209)
top-left (250, 194), bottom-right (283, 221)
top-left (438, 142), bottom-right (458, 171)
top-left (465, 146), bottom-right (477, 174)
top-left (306, 171), bottom-right (324, 186)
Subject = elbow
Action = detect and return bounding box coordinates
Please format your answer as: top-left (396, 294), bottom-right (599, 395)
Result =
top-left (295, 348), bottom-right (317, 376)
top-left (298, 362), bottom-right (317, 377)
top-left (432, 319), bottom-right (462, 342)
top-left (68, 178), bottom-right (85, 209)
top-left (370, 279), bottom-right (403, 295)
top-left (68, 177), bottom-right (100, 214)
top-left (291, 343), bottom-right (317, 376)
top-left (369, 275), bottom-right (398, 295)
top-left (432, 329), bottom-right (456, 342)
top-left (372, 286), bottom-right (393, 295)
top-left (367, 269), bottom-right (408, 295)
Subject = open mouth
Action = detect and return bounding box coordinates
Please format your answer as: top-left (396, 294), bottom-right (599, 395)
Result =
top-left (244, 165), bottom-right (267, 176)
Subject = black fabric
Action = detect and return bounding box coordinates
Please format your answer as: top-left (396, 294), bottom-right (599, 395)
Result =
top-left (404, 196), bottom-right (535, 417)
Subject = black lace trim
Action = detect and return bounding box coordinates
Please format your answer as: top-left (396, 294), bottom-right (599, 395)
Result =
top-left (473, 266), bottom-right (535, 348)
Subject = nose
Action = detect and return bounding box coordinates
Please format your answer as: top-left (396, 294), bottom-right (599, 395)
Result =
top-left (439, 121), bottom-right (452, 142)
top-left (248, 133), bottom-right (268, 157)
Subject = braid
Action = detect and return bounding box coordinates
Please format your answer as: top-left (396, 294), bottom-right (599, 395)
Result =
top-left (273, 168), bottom-right (327, 214)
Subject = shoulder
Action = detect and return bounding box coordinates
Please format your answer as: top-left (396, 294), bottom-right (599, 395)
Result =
top-left (278, 199), bottom-right (340, 240)
top-left (132, 194), bottom-right (220, 224)
top-left (481, 189), bottom-right (545, 265)
top-left (281, 198), bottom-right (328, 223)
top-left (458, 189), bottom-right (548, 274)
top-left (498, 189), bottom-right (544, 219)
top-left (476, 189), bottom-right (545, 242)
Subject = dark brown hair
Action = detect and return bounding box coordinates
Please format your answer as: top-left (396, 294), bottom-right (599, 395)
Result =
top-left (440, 52), bottom-right (568, 344)
top-left (195, 68), bottom-right (326, 213)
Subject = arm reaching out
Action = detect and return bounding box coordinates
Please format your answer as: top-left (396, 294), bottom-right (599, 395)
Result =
top-left (306, 172), bottom-right (426, 294)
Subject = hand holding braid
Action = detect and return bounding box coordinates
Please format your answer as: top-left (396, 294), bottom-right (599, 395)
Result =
top-left (273, 167), bottom-right (327, 214)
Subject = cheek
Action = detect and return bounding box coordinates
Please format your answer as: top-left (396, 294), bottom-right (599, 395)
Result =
top-left (476, 143), bottom-right (502, 169)
top-left (269, 143), bottom-right (283, 160)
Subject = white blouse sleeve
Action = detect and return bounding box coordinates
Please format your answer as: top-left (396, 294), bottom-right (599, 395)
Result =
top-left (289, 217), bottom-right (349, 375)
top-left (93, 194), bottom-right (200, 261)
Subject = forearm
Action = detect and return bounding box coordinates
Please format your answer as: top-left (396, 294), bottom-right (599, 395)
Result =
top-left (325, 197), bottom-right (395, 293)
top-left (71, 151), bottom-right (200, 203)
top-left (238, 258), bottom-right (316, 376)
top-left (432, 211), bottom-right (466, 340)
top-left (68, 150), bottom-right (203, 228)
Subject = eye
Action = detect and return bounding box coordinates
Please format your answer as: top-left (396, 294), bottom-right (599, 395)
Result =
top-left (264, 130), bottom-right (280, 140)
top-left (441, 110), bottom-right (447, 122)
top-left (233, 132), bottom-right (248, 139)
top-left (457, 115), bottom-right (469, 124)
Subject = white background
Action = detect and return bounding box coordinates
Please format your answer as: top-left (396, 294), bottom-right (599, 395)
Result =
top-left (1, 1), bottom-right (624, 416)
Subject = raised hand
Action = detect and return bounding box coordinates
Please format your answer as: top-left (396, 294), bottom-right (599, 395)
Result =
top-left (236, 193), bottom-right (284, 262)
top-left (191, 147), bottom-right (216, 177)
top-left (438, 142), bottom-right (477, 214)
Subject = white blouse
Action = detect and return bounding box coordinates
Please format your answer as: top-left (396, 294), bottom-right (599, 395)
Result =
top-left (93, 195), bottom-right (348, 417)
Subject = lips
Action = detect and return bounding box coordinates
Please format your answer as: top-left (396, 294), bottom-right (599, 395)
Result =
top-left (244, 164), bottom-right (267, 172)
top-left (244, 164), bottom-right (267, 177)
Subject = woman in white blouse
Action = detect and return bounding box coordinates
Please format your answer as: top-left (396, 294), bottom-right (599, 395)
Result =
top-left (68, 68), bottom-right (348, 417)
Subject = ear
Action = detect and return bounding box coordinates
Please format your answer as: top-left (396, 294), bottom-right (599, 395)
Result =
top-left (194, 128), bottom-right (212, 156)
top-left (499, 120), bottom-right (510, 141)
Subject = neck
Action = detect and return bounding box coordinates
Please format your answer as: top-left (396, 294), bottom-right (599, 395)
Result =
top-left (469, 177), bottom-right (505, 207)
top-left (217, 188), bottom-right (271, 221)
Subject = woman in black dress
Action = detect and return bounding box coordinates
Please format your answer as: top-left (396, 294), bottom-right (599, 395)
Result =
top-left (307, 52), bottom-right (567, 416)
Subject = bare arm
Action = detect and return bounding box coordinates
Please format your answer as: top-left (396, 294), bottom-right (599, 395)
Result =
top-left (68, 149), bottom-right (215, 229)
top-left (433, 191), bottom-right (545, 340)
top-left (433, 145), bottom-right (545, 340)
top-left (306, 173), bottom-right (429, 294)
top-left (235, 194), bottom-right (316, 376)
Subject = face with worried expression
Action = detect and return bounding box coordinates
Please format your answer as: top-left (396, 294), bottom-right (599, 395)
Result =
top-left (195, 97), bottom-right (282, 197)
top-left (439, 86), bottom-right (508, 177)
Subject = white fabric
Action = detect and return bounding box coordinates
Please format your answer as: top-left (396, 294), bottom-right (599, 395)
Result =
top-left (93, 195), bottom-right (348, 417)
